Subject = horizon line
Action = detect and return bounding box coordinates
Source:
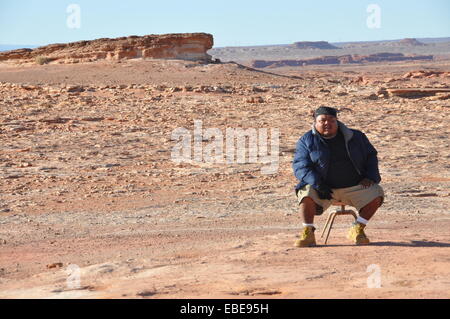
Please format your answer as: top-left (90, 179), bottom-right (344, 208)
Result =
top-left (1, 35), bottom-right (450, 51)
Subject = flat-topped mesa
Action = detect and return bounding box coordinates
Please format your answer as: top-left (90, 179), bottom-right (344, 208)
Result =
top-left (292, 41), bottom-right (339, 50)
top-left (396, 38), bottom-right (426, 46)
top-left (0, 33), bottom-right (214, 64)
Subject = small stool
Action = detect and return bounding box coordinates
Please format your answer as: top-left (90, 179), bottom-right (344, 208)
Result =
top-left (320, 202), bottom-right (357, 244)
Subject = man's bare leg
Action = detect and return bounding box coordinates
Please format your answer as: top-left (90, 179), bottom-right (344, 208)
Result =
top-left (358, 196), bottom-right (383, 221)
top-left (299, 197), bottom-right (317, 224)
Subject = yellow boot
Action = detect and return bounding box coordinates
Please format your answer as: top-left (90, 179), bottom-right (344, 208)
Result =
top-left (347, 222), bottom-right (370, 245)
top-left (294, 226), bottom-right (316, 247)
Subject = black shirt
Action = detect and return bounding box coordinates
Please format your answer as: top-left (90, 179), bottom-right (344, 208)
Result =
top-left (322, 130), bottom-right (362, 188)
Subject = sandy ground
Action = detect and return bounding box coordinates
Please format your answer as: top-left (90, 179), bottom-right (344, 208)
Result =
top-left (0, 58), bottom-right (449, 299)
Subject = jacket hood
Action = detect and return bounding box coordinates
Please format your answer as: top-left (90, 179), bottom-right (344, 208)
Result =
top-left (311, 120), bottom-right (353, 142)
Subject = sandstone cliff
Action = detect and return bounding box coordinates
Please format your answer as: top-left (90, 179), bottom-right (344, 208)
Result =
top-left (0, 33), bottom-right (214, 64)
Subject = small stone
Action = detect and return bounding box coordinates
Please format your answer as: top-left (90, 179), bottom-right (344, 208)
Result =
top-left (46, 262), bottom-right (63, 269)
top-left (105, 163), bottom-right (120, 168)
top-left (67, 85), bottom-right (85, 93)
top-left (366, 93), bottom-right (378, 100)
top-left (245, 96), bottom-right (264, 103)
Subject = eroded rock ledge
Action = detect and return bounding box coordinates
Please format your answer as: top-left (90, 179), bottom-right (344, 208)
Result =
top-left (0, 33), bottom-right (214, 64)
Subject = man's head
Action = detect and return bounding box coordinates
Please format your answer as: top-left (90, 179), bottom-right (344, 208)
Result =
top-left (313, 106), bottom-right (338, 138)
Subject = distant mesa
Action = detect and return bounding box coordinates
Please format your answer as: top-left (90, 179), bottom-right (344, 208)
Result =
top-left (340, 38), bottom-right (428, 49)
top-left (0, 33), bottom-right (214, 64)
top-left (292, 41), bottom-right (339, 50)
top-left (396, 38), bottom-right (426, 46)
top-left (251, 52), bottom-right (433, 68)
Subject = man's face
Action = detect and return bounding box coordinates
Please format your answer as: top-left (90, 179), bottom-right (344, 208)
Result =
top-left (314, 114), bottom-right (338, 138)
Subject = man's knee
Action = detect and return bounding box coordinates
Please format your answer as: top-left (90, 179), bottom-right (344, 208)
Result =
top-left (300, 196), bottom-right (323, 215)
top-left (300, 196), bottom-right (316, 206)
top-left (363, 196), bottom-right (383, 210)
top-left (373, 196), bottom-right (383, 207)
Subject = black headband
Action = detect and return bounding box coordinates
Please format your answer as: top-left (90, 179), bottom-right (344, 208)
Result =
top-left (314, 106), bottom-right (338, 118)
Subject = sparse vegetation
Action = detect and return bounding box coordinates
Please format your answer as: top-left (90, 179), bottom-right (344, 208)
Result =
top-left (35, 56), bottom-right (51, 65)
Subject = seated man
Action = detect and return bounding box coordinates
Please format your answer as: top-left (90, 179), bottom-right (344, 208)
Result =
top-left (292, 106), bottom-right (384, 247)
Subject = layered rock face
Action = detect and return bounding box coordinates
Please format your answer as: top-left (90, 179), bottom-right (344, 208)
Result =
top-left (0, 33), bottom-right (214, 64)
top-left (252, 52), bottom-right (433, 68)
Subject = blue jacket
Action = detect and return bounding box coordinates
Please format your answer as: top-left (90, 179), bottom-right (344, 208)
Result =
top-left (292, 121), bottom-right (381, 192)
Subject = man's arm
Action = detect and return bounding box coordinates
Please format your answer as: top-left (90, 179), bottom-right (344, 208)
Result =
top-left (292, 137), bottom-right (321, 189)
top-left (361, 133), bottom-right (381, 184)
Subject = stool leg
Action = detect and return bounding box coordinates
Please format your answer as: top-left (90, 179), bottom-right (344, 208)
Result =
top-left (324, 212), bottom-right (338, 245)
top-left (321, 213), bottom-right (333, 239)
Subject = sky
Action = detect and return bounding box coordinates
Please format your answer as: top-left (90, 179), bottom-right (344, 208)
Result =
top-left (0, 0), bottom-right (449, 48)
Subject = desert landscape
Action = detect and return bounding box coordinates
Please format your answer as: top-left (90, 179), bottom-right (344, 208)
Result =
top-left (0, 33), bottom-right (449, 299)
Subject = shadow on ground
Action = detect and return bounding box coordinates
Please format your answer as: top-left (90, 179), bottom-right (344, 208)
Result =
top-left (314, 241), bottom-right (450, 248)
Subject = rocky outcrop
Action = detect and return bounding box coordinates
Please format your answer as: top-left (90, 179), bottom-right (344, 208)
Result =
top-left (386, 88), bottom-right (450, 98)
top-left (0, 33), bottom-right (214, 64)
top-left (402, 70), bottom-right (450, 79)
top-left (252, 53), bottom-right (433, 68)
top-left (397, 38), bottom-right (426, 46)
top-left (292, 41), bottom-right (339, 49)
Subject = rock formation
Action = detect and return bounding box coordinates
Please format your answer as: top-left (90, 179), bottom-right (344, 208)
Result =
top-left (402, 70), bottom-right (450, 79)
top-left (0, 33), bottom-right (214, 64)
top-left (292, 41), bottom-right (339, 49)
top-left (396, 38), bottom-right (426, 46)
top-left (251, 52), bottom-right (433, 68)
top-left (386, 88), bottom-right (450, 98)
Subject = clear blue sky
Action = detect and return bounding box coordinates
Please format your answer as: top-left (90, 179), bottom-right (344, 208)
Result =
top-left (0, 0), bottom-right (449, 47)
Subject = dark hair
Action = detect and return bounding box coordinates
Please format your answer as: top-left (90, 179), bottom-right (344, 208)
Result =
top-left (313, 106), bottom-right (338, 118)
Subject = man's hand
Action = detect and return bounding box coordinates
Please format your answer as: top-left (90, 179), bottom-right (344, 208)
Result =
top-left (316, 184), bottom-right (333, 200)
top-left (360, 178), bottom-right (374, 189)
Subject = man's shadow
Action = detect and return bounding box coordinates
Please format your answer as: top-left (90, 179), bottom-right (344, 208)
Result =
top-left (321, 241), bottom-right (450, 247)
top-left (371, 241), bottom-right (450, 247)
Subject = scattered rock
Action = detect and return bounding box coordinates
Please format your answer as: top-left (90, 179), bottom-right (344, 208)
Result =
top-left (245, 96), bottom-right (264, 103)
top-left (366, 93), bottom-right (379, 100)
top-left (105, 163), bottom-right (121, 168)
top-left (5, 174), bottom-right (23, 179)
top-left (402, 70), bottom-right (450, 79)
top-left (411, 193), bottom-right (439, 197)
top-left (426, 93), bottom-right (450, 101)
top-left (252, 86), bottom-right (268, 93)
top-left (80, 117), bottom-right (104, 122)
top-left (39, 117), bottom-right (71, 124)
top-left (137, 289), bottom-right (157, 297)
top-left (67, 85), bottom-right (85, 93)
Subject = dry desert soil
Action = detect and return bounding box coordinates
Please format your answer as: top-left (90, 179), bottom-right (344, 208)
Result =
top-left (0, 58), bottom-right (449, 298)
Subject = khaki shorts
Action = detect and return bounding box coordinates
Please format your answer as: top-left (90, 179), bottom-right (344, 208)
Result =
top-left (296, 184), bottom-right (384, 214)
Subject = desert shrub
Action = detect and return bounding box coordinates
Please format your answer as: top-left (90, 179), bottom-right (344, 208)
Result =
top-left (35, 56), bottom-right (51, 65)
